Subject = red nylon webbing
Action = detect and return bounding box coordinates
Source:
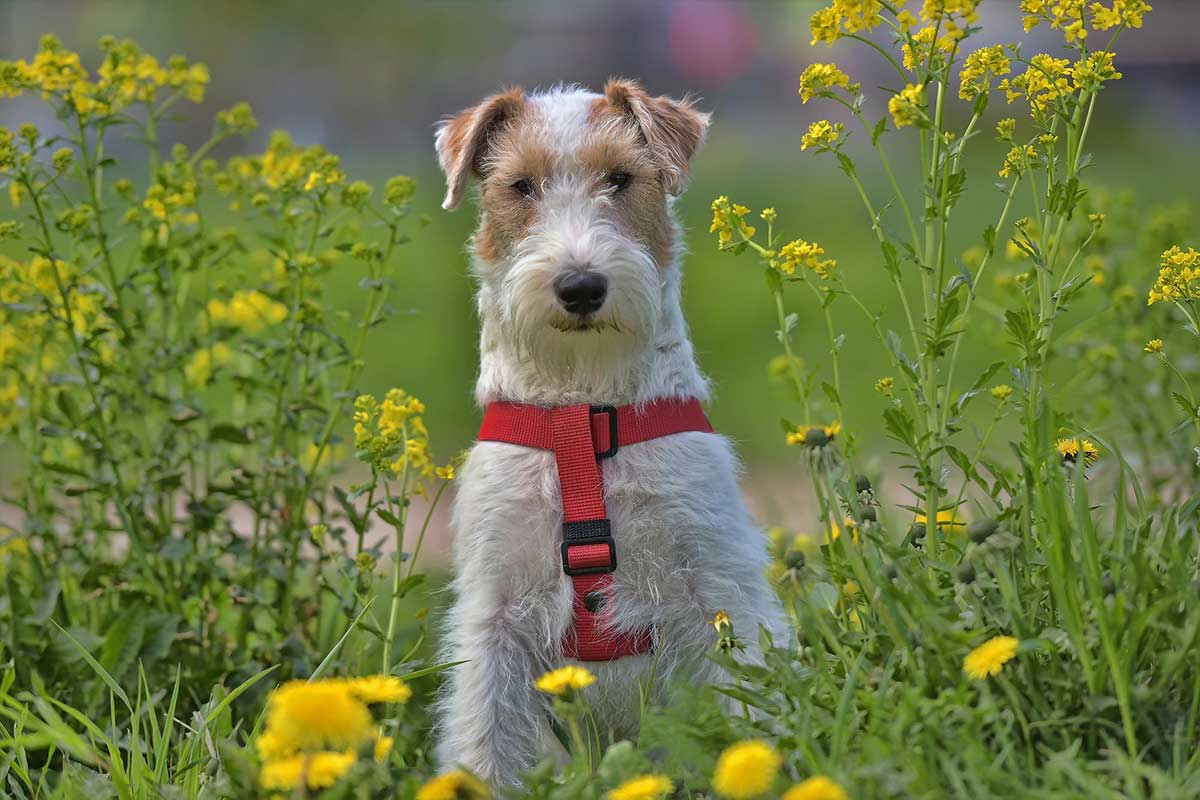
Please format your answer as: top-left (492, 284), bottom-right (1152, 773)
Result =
top-left (478, 397), bottom-right (713, 662)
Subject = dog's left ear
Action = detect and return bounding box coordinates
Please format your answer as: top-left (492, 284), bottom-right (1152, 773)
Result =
top-left (602, 78), bottom-right (710, 196)
top-left (435, 87), bottom-right (526, 211)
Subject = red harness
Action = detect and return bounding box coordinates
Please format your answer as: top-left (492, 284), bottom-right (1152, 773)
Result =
top-left (478, 398), bottom-right (714, 661)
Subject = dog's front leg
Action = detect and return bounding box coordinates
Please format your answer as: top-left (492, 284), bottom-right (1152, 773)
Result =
top-left (435, 595), bottom-right (558, 786)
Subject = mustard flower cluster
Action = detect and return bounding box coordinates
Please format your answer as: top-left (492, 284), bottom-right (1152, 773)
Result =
top-left (959, 45), bottom-right (1011, 101)
top-left (798, 63), bottom-right (857, 103)
top-left (775, 239), bottom-right (838, 279)
top-left (710, 196), bottom-right (756, 246)
top-left (1147, 245), bottom-right (1200, 306)
top-left (800, 120), bottom-right (844, 152)
top-left (888, 83), bottom-right (926, 128)
top-left (353, 388), bottom-right (453, 486)
top-left (1020, 0), bottom-right (1151, 44)
top-left (0, 35), bottom-right (208, 118)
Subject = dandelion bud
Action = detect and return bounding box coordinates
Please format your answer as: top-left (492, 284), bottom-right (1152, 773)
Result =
top-left (967, 519), bottom-right (998, 543)
top-left (854, 474), bottom-right (872, 493)
top-left (955, 563), bottom-right (977, 585)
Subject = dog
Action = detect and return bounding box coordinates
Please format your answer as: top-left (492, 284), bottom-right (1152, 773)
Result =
top-left (432, 79), bottom-right (788, 786)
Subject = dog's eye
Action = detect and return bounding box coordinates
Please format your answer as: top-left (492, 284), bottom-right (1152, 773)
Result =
top-left (606, 171), bottom-right (632, 191)
top-left (511, 178), bottom-right (535, 198)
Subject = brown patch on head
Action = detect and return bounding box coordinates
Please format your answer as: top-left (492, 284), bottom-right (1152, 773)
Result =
top-left (472, 110), bottom-right (554, 264)
top-left (578, 120), bottom-right (676, 268)
top-left (435, 86), bottom-right (526, 210)
top-left (596, 78), bottom-right (710, 196)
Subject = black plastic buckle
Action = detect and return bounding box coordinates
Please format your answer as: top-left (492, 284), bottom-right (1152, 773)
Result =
top-left (561, 518), bottom-right (617, 576)
top-left (590, 405), bottom-right (619, 460)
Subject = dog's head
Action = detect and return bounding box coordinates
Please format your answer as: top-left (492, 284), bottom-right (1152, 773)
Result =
top-left (436, 81), bottom-right (708, 375)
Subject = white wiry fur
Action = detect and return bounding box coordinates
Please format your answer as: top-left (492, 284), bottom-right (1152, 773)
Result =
top-left (433, 84), bottom-right (788, 786)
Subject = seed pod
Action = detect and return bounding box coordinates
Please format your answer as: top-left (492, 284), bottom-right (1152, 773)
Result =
top-left (859, 506), bottom-right (877, 523)
top-left (955, 562), bottom-right (976, 585)
top-left (883, 563), bottom-right (898, 580)
top-left (967, 518), bottom-right (999, 543)
top-left (805, 428), bottom-right (830, 448)
top-left (907, 523), bottom-right (926, 547)
top-left (854, 474), bottom-right (872, 493)
top-left (1102, 571), bottom-right (1116, 596)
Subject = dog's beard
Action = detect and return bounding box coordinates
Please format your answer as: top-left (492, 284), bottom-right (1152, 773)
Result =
top-left (496, 227), bottom-right (661, 387)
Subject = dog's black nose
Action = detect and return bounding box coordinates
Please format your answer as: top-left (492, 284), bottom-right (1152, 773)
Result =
top-left (553, 271), bottom-right (608, 315)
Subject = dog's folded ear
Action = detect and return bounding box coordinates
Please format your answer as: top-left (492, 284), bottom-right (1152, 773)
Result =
top-left (602, 78), bottom-right (710, 196)
top-left (435, 87), bottom-right (526, 211)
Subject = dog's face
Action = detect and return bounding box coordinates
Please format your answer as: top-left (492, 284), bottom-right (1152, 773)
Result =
top-left (436, 81), bottom-right (708, 369)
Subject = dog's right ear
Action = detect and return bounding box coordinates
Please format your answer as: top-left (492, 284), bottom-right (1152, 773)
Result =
top-left (435, 87), bottom-right (526, 211)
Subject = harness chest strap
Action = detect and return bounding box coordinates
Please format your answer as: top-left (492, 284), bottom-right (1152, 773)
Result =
top-left (478, 398), bottom-right (713, 661)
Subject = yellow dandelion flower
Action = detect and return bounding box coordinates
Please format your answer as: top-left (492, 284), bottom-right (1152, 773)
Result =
top-left (608, 774), bottom-right (674, 800)
top-left (963, 635), bottom-right (1020, 679)
top-left (374, 735), bottom-right (394, 763)
top-left (1055, 437), bottom-right (1100, 466)
top-left (264, 680), bottom-right (375, 752)
top-left (782, 775), bottom-right (849, 800)
top-left (259, 750), bottom-right (357, 791)
top-left (416, 770), bottom-right (491, 800)
top-left (786, 421), bottom-right (842, 448)
top-left (344, 675), bottom-right (412, 705)
top-left (713, 610), bottom-right (733, 634)
top-left (535, 665), bottom-right (596, 696)
top-left (712, 739), bottom-right (782, 799)
top-left (1144, 338), bottom-right (1163, 354)
top-left (914, 509), bottom-right (966, 535)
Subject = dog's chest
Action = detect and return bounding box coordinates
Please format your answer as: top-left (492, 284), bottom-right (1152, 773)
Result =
top-left (453, 431), bottom-right (742, 592)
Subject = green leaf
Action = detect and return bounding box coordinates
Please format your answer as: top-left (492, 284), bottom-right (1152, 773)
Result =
top-left (209, 424), bottom-right (252, 444)
top-left (50, 620), bottom-right (132, 712)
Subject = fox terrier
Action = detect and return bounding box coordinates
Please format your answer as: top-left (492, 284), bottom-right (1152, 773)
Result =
top-left (432, 79), bottom-right (788, 785)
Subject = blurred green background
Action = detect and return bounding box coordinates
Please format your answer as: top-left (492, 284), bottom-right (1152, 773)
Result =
top-left (1, 0), bottom-right (1197, 474)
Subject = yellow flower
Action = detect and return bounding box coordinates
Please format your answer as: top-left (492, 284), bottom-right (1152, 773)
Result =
top-left (712, 739), bottom-right (782, 799)
top-left (436, 463), bottom-right (456, 480)
top-left (874, 376), bottom-right (894, 396)
top-left (786, 421), bottom-right (842, 448)
top-left (374, 735), bottom-right (394, 763)
top-left (800, 120), bottom-right (844, 152)
top-left (774, 239), bottom-right (836, 279)
top-left (207, 290), bottom-right (288, 333)
top-left (1055, 437), bottom-right (1100, 466)
top-left (259, 750), bottom-right (357, 791)
top-left (914, 509), bottom-right (966, 535)
top-left (999, 54), bottom-right (1071, 117)
top-left (713, 610), bottom-right (733, 634)
top-left (798, 63), bottom-right (857, 103)
top-left (535, 665), bottom-right (596, 696)
top-left (999, 144), bottom-right (1037, 179)
top-left (263, 680), bottom-right (375, 753)
top-left (608, 774), bottom-right (674, 800)
top-left (183, 342), bottom-right (232, 387)
top-left (1090, 0), bottom-right (1151, 31)
top-left (921, 0), bottom-right (980, 23)
top-left (963, 635), bottom-right (1020, 679)
top-left (416, 770), bottom-right (491, 800)
top-left (782, 776), bottom-right (850, 800)
top-left (344, 675), bottom-right (412, 705)
top-left (991, 384), bottom-right (1013, 402)
top-left (1144, 338), bottom-right (1163, 354)
top-left (710, 196), bottom-right (756, 247)
top-left (959, 45), bottom-right (1011, 101)
top-left (888, 83), bottom-right (925, 128)
top-left (1147, 245), bottom-right (1199, 306)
